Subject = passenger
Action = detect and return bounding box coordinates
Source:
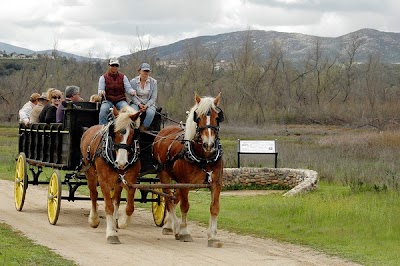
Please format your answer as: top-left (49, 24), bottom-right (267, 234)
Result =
top-left (89, 94), bottom-right (102, 103)
top-left (130, 63), bottom-right (158, 131)
top-left (18, 92), bottom-right (40, 125)
top-left (98, 58), bottom-right (136, 125)
top-left (39, 89), bottom-right (63, 123)
top-left (30, 92), bottom-right (49, 123)
top-left (56, 85), bottom-right (81, 123)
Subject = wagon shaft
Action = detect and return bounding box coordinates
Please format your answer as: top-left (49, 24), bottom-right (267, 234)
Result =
top-left (132, 183), bottom-right (211, 189)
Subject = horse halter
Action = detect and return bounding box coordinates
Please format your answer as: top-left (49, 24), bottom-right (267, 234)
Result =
top-left (102, 122), bottom-right (140, 170)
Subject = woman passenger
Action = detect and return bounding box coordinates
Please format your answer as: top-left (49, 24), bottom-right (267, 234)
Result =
top-left (39, 89), bottom-right (63, 123)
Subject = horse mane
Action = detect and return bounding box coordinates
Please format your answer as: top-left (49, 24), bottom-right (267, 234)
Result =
top-left (114, 105), bottom-right (140, 132)
top-left (184, 96), bottom-right (217, 140)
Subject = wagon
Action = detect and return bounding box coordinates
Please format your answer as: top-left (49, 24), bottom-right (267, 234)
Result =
top-left (14, 101), bottom-right (167, 226)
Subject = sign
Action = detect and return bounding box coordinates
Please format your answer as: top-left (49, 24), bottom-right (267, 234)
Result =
top-left (237, 139), bottom-right (278, 168)
top-left (238, 140), bottom-right (276, 154)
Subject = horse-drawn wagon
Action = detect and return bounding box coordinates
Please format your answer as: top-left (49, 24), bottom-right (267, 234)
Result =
top-left (14, 93), bottom-right (225, 246)
top-left (14, 101), bottom-right (166, 226)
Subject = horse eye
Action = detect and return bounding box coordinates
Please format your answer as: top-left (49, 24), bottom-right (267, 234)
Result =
top-left (120, 129), bottom-right (127, 135)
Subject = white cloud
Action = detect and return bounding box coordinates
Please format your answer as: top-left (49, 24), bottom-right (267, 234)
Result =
top-left (1, 0), bottom-right (399, 58)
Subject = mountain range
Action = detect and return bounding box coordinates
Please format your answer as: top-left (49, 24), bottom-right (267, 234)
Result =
top-left (0, 42), bottom-right (88, 61)
top-left (2, 28), bottom-right (400, 63)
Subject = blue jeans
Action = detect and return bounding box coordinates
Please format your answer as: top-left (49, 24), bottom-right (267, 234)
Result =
top-left (99, 100), bottom-right (128, 125)
top-left (131, 104), bottom-right (156, 128)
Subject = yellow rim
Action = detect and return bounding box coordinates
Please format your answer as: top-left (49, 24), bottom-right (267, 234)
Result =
top-left (47, 171), bottom-right (61, 225)
top-left (152, 188), bottom-right (166, 227)
top-left (14, 153), bottom-right (26, 211)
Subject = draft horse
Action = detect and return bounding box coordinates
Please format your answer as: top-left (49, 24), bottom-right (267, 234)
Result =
top-left (153, 92), bottom-right (224, 247)
top-left (80, 106), bottom-right (141, 244)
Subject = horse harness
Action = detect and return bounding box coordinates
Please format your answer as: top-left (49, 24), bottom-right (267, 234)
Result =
top-left (81, 122), bottom-right (140, 174)
top-left (162, 117), bottom-right (224, 184)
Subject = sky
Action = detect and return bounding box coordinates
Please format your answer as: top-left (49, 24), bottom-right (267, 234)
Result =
top-left (1, 0), bottom-right (400, 58)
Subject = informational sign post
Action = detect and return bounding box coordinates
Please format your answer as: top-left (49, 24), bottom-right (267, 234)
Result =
top-left (237, 140), bottom-right (278, 168)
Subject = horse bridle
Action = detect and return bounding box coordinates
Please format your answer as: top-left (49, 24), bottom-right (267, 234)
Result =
top-left (102, 122), bottom-right (140, 170)
top-left (193, 107), bottom-right (224, 142)
top-left (184, 107), bottom-right (224, 163)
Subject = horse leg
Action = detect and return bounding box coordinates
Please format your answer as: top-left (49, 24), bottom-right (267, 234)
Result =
top-left (208, 183), bottom-right (223, 248)
top-left (101, 186), bottom-right (120, 244)
top-left (158, 170), bottom-right (179, 236)
top-left (113, 184), bottom-right (122, 229)
top-left (178, 188), bottom-right (193, 242)
top-left (118, 186), bottom-right (136, 229)
top-left (87, 171), bottom-right (100, 228)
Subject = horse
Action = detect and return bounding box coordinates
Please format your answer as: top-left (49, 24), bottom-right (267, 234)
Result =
top-left (80, 105), bottom-right (141, 244)
top-left (153, 92), bottom-right (224, 247)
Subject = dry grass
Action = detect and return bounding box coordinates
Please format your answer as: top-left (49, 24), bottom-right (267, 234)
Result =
top-left (221, 124), bottom-right (400, 192)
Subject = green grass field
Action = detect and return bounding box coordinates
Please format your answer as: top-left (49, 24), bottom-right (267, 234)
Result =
top-left (2, 124), bottom-right (400, 265)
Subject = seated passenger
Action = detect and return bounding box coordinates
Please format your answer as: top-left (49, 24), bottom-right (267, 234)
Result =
top-left (30, 92), bottom-right (49, 123)
top-left (98, 58), bottom-right (136, 125)
top-left (19, 93), bottom-right (40, 125)
top-left (89, 94), bottom-right (102, 103)
top-left (56, 85), bottom-right (81, 123)
top-left (130, 63), bottom-right (158, 131)
top-left (39, 89), bottom-right (63, 123)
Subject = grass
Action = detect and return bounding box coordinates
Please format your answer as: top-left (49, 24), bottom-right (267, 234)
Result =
top-left (2, 124), bottom-right (400, 265)
top-left (187, 184), bottom-right (400, 265)
top-left (0, 223), bottom-right (76, 266)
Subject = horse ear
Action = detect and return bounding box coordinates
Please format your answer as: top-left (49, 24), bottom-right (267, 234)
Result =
top-left (112, 106), bottom-right (118, 117)
top-left (195, 92), bottom-right (201, 104)
top-left (130, 112), bottom-right (140, 122)
top-left (214, 92), bottom-right (222, 106)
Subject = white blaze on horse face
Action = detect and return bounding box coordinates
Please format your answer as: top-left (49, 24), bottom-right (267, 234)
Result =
top-left (115, 127), bottom-right (130, 169)
top-left (202, 114), bottom-right (215, 152)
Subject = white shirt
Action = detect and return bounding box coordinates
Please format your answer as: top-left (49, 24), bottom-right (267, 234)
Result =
top-left (19, 101), bottom-right (35, 124)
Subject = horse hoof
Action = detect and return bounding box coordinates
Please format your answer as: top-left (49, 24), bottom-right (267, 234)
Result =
top-left (179, 234), bottom-right (193, 242)
top-left (107, 235), bottom-right (121, 244)
top-left (208, 239), bottom-right (223, 248)
top-left (174, 234), bottom-right (180, 240)
top-left (89, 221), bottom-right (99, 228)
top-left (162, 228), bottom-right (173, 235)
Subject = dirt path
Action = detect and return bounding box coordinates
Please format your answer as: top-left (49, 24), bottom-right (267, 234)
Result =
top-left (0, 180), bottom-right (360, 266)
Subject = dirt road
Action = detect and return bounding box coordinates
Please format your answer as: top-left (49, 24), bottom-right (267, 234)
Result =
top-left (0, 180), bottom-right (360, 266)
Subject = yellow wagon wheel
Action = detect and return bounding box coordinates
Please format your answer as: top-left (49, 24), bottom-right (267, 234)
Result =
top-left (47, 170), bottom-right (62, 225)
top-left (152, 185), bottom-right (166, 227)
top-left (14, 152), bottom-right (28, 211)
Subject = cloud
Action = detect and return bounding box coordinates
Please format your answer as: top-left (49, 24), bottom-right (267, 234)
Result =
top-left (1, 0), bottom-right (399, 58)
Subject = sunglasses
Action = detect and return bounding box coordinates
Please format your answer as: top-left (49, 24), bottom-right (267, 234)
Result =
top-left (143, 70), bottom-right (150, 72)
top-left (52, 96), bottom-right (61, 99)
top-left (110, 64), bottom-right (119, 67)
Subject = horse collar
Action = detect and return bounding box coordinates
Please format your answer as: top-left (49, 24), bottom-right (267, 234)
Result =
top-left (183, 139), bottom-right (223, 166)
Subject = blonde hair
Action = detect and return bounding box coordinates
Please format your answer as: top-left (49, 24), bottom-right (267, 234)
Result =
top-left (90, 94), bottom-right (102, 103)
top-left (46, 88), bottom-right (57, 100)
top-left (48, 89), bottom-right (62, 100)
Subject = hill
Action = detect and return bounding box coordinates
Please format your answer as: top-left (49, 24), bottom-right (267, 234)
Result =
top-left (121, 28), bottom-right (400, 64)
top-left (0, 42), bottom-right (93, 61)
top-left (2, 28), bottom-right (400, 63)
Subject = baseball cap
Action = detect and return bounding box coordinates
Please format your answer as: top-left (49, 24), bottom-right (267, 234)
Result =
top-left (139, 63), bottom-right (151, 71)
top-left (109, 58), bottom-right (120, 66)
